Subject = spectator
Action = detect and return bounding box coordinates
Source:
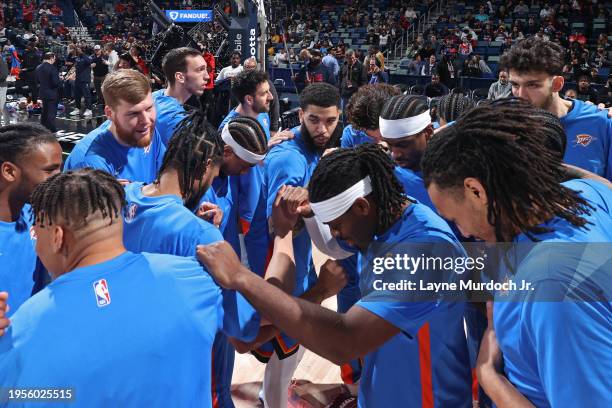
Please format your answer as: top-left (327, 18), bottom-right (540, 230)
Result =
top-left (366, 29), bottom-right (379, 47)
top-left (91, 44), bottom-right (109, 106)
top-left (575, 75), bottom-right (599, 104)
top-left (510, 26), bottom-right (524, 41)
top-left (294, 48), bottom-right (335, 91)
top-left (488, 69), bottom-right (512, 99)
top-left (421, 54), bottom-right (437, 76)
top-left (273, 48), bottom-right (289, 66)
top-left (20, 40), bottom-right (40, 103)
top-left (424, 74), bottom-right (449, 97)
top-left (474, 5), bottom-right (489, 22)
top-left (340, 48), bottom-right (367, 109)
top-left (458, 38), bottom-right (472, 57)
top-left (116, 52), bottom-right (138, 70)
top-left (407, 54), bottom-right (425, 75)
top-left (321, 47), bottom-right (340, 81)
top-left (564, 88), bottom-right (578, 99)
top-left (591, 47), bottom-right (610, 69)
top-left (463, 54), bottom-right (482, 77)
top-left (514, 1), bottom-right (529, 15)
top-left (364, 45), bottom-right (385, 71)
top-left (70, 47), bottom-right (93, 118)
top-left (499, 36), bottom-right (513, 55)
top-left (437, 51), bottom-right (461, 89)
top-left (378, 30), bottom-right (390, 52)
top-left (216, 51), bottom-right (243, 83)
top-left (105, 43), bottom-right (119, 73)
top-left (367, 56), bottom-right (387, 84)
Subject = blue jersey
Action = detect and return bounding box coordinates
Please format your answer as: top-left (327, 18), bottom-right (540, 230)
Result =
top-left (63, 121), bottom-right (165, 183)
top-left (123, 182), bottom-right (223, 255)
top-left (356, 204), bottom-right (472, 408)
top-left (199, 176), bottom-right (242, 257)
top-left (122, 182), bottom-right (250, 408)
top-left (152, 89), bottom-right (187, 146)
top-left (0, 252), bottom-right (260, 406)
top-left (559, 99), bottom-right (612, 180)
top-left (0, 205), bottom-right (36, 317)
top-left (494, 179), bottom-right (612, 407)
top-left (340, 125), bottom-right (375, 148)
top-left (246, 126), bottom-right (320, 361)
top-left (394, 166), bottom-right (436, 210)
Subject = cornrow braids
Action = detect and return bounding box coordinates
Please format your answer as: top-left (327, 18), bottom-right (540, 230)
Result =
top-left (157, 110), bottom-right (223, 210)
top-left (0, 123), bottom-right (57, 165)
top-left (437, 93), bottom-right (475, 124)
top-left (380, 94), bottom-right (430, 121)
top-left (30, 169), bottom-right (125, 230)
top-left (226, 116), bottom-right (268, 155)
top-left (309, 144), bottom-right (406, 232)
top-left (421, 103), bottom-right (592, 242)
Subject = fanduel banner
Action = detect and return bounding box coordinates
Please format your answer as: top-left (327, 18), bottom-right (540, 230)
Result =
top-left (165, 10), bottom-right (213, 23)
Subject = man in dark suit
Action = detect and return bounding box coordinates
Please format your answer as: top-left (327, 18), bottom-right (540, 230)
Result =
top-left (35, 52), bottom-right (60, 132)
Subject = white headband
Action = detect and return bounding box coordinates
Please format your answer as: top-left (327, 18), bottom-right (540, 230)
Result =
top-left (310, 176), bottom-right (373, 223)
top-left (221, 124), bottom-right (266, 164)
top-left (379, 110), bottom-right (431, 139)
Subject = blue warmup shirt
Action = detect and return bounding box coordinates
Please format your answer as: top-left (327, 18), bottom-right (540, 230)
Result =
top-left (152, 89), bottom-right (187, 146)
top-left (0, 252), bottom-right (260, 406)
top-left (245, 126), bottom-right (320, 361)
top-left (394, 166), bottom-right (436, 210)
top-left (199, 176), bottom-right (242, 257)
top-left (0, 205), bottom-right (36, 317)
top-left (63, 121), bottom-right (165, 183)
top-left (356, 204), bottom-right (472, 408)
top-left (340, 125), bottom-right (375, 148)
top-left (123, 182), bottom-right (223, 255)
top-left (494, 179), bottom-right (612, 407)
top-left (559, 99), bottom-right (612, 180)
top-left (122, 182), bottom-right (254, 408)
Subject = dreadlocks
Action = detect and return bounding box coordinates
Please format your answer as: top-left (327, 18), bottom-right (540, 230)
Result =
top-left (346, 84), bottom-right (401, 131)
top-left (0, 123), bottom-right (57, 165)
top-left (488, 97), bottom-right (567, 159)
top-left (309, 144), bottom-right (406, 232)
top-left (30, 169), bottom-right (125, 230)
top-left (157, 110), bottom-right (222, 210)
top-left (421, 102), bottom-right (592, 242)
top-left (437, 93), bottom-right (475, 125)
top-left (225, 116), bottom-right (268, 155)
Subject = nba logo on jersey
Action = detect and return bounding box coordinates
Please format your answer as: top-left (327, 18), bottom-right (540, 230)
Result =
top-left (93, 279), bottom-right (111, 307)
top-left (29, 226), bottom-right (37, 241)
top-left (143, 143), bottom-right (151, 154)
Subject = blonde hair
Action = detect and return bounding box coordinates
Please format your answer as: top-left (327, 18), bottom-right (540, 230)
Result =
top-left (101, 69), bottom-right (151, 109)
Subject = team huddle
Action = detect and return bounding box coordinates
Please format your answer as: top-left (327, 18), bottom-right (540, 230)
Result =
top-left (0, 37), bottom-right (611, 408)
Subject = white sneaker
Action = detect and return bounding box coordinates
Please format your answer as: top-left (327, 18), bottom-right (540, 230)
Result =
top-left (69, 109), bottom-right (80, 116)
top-left (83, 109), bottom-right (93, 117)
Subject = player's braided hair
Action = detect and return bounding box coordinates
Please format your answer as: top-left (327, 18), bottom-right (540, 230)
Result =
top-left (157, 110), bottom-right (223, 210)
top-left (437, 93), bottom-right (475, 124)
top-left (225, 116), bottom-right (268, 155)
top-left (30, 168), bottom-right (125, 229)
top-left (421, 102), bottom-right (592, 242)
top-left (0, 123), bottom-right (57, 165)
top-left (308, 144), bottom-right (406, 232)
top-left (380, 94), bottom-right (430, 121)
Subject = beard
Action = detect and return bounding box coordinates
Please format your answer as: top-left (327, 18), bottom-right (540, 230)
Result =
top-left (115, 120), bottom-right (153, 148)
top-left (300, 120), bottom-right (342, 154)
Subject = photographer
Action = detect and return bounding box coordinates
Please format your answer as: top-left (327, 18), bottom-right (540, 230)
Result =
top-left (367, 56), bottom-right (387, 84)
